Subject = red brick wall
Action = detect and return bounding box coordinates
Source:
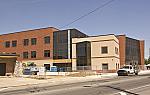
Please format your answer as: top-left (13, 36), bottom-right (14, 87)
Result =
top-left (139, 40), bottom-right (144, 65)
top-left (0, 27), bottom-right (58, 61)
top-left (117, 35), bottom-right (126, 66)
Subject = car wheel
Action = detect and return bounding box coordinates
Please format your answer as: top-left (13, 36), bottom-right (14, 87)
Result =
top-left (135, 72), bottom-right (138, 75)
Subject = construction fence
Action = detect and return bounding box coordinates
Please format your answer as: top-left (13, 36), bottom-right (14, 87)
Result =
top-left (14, 62), bottom-right (149, 76)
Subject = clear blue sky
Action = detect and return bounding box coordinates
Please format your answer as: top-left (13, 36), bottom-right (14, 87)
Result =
top-left (0, 0), bottom-right (150, 58)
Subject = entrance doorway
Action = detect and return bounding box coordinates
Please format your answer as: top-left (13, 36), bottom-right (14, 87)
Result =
top-left (0, 63), bottom-right (6, 76)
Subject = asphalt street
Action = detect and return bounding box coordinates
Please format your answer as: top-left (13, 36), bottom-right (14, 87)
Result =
top-left (0, 74), bottom-right (150, 95)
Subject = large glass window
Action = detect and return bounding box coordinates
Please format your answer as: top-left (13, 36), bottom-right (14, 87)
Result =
top-left (5, 41), bottom-right (10, 48)
top-left (31, 38), bottom-right (37, 45)
top-left (101, 46), bottom-right (108, 54)
top-left (44, 50), bottom-right (50, 57)
top-left (23, 39), bottom-right (29, 46)
top-left (12, 40), bottom-right (17, 47)
top-left (44, 36), bottom-right (50, 44)
top-left (125, 37), bottom-right (140, 64)
top-left (76, 41), bottom-right (91, 67)
top-left (23, 52), bottom-right (28, 59)
top-left (31, 51), bottom-right (36, 58)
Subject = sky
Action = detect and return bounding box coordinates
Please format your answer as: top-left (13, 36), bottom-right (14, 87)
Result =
top-left (0, 0), bottom-right (150, 58)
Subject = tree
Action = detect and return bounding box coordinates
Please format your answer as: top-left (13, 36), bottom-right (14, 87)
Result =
top-left (145, 57), bottom-right (150, 65)
top-left (145, 59), bottom-right (148, 65)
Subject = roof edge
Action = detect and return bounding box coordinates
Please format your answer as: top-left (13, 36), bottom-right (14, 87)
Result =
top-left (0, 27), bottom-right (59, 36)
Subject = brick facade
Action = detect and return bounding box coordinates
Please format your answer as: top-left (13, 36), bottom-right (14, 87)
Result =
top-left (139, 40), bottom-right (144, 65)
top-left (0, 27), bottom-right (58, 61)
top-left (117, 35), bottom-right (144, 66)
top-left (117, 35), bottom-right (126, 66)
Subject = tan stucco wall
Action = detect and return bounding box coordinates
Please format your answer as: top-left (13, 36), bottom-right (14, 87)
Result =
top-left (72, 34), bottom-right (120, 71)
top-left (91, 41), bottom-right (119, 58)
top-left (72, 35), bottom-right (119, 44)
top-left (91, 58), bottom-right (120, 70)
top-left (72, 44), bottom-right (77, 59)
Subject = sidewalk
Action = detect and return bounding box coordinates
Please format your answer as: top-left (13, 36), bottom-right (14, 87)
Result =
top-left (0, 70), bottom-right (149, 89)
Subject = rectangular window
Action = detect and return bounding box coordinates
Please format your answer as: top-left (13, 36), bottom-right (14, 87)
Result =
top-left (101, 46), bottom-right (108, 54)
top-left (31, 51), bottom-right (36, 58)
top-left (5, 41), bottom-right (10, 48)
top-left (12, 40), bottom-right (17, 47)
top-left (44, 36), bottom-right (50, 44)
top-left (23, 52), bottom-right (28, 59)
top-left (31, 38), bottom-right (37, 45)
top-left (44, 50), bottom-right (50, 57)
top-left (102, 63), bottom-right (108, 70)
top-left (23, 39), bottom-right (29, 46)
top-left (115, 47), bottom-right (119, 54)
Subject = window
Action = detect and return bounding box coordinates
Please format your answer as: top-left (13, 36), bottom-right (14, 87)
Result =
top-left (31, 38), bottom-right (37, 45)
top-left (44, 36), bottom-right (50, 44)
top-left (101, 46), bottom-right (108, 54)
top-left (23, 52), bottom-right (28, 59)
top-left (5, 41), bottom-right (10, 48)
top-left (12, 40), bottom-right (17, 47)
top-left (23, 39), bottom-right (29, 46)
top-left (115, 47), bottom-right (119, 54)
top-left (31, 51), bottom-right (36, 58)
top-left (44, 50), bottom-right (50, 57)
top-left (102, 63), bottom-right (108, 70)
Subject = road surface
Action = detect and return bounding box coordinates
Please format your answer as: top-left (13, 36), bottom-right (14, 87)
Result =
top-left (0, 74), bottom-right (150, 95)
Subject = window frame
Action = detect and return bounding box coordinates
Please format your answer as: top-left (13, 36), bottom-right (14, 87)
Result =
top-left (23, 39), bottom-right (29, 46)
top-left (44, 36), bottom-right (50, 44)
top-left (44, 50), bottom-right (50, 57)
top-left (12, 40), bottom-right (17, 47)
top-left (102, 63), bottom-right (108, 70)
top-left (115, 47), bottom-right (119, 55)
top-left (5, 41), bottom-right (10, 48)
top-left (31, 51), bottom-right (36, 58)
top-left (23, 52), bottom-right (28, 59)
top-left (101, 46), bottom-right (108, 54)
top-left (31, 38), bottom-right (37, 45)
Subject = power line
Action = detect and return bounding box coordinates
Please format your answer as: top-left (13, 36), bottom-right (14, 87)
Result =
top-left (60, 0), bottom-right (115, 29)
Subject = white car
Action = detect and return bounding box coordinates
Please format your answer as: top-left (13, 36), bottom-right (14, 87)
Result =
top-left (117, 65), bottom-right (139, 76)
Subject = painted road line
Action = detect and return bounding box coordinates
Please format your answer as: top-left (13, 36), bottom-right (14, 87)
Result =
top-left (128, 84), bottom-right (150, 91)
top-left (113, 83), bottom-right (150, 95)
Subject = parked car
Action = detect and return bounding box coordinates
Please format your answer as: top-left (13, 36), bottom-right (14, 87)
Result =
top-left (146, 64), bottom-right (150, 70)
top-left (23, 67), bottom-right (39, 75)
top-left (50, 66), bottom-right (58, 72)
top-left (117, 65), bottom-right (139, 76)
